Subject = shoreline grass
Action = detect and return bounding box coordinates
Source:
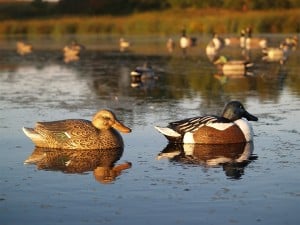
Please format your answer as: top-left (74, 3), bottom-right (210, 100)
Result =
top-left (0, 8), bottom-right (299, 37)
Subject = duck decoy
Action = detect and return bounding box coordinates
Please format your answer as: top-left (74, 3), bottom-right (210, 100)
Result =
top-left (63, 41), bottom-right (84, 63)
top-left (214, 56), bottom-right (254, 76)
top-left (22, 109), bottom-right (131, 150)
top-left (166, 38), bottom-right (175, 53)
top-left (119, 38), bottom-right (130, 52)
top-left (130, 62), bottom-right (156, 84)
top-left (16, 41), bottom-right (32, 55)
top-left (154, 101), bottom-right (258, 144)
top-left (262, 44), bottom-right (289, 64)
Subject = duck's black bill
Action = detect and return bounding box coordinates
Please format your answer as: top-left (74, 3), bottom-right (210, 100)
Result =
top-left (244, 111), bottom-right (258, 121)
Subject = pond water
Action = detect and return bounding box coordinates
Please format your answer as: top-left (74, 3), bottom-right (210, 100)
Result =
top-left (0, 34), bottom-right (300, 225)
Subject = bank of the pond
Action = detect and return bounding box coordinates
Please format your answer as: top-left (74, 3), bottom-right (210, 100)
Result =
top-left (0, 8), bottom-right (299, 37)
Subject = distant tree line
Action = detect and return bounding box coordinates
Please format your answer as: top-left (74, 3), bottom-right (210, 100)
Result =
top-left (0, 0), bottom-right (299, 20)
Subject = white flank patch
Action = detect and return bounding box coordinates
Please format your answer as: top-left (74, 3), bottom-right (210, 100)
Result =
top-left (183, 143), bottom-right (195, 155)
top-left (206, 122), bottom-right (233, 131)
top-left (154, 126), bottom-right (181, 137)
top-left (234, 118), bottom-right (254, 141)
top-left (183, 132), bottom-right (195, 144)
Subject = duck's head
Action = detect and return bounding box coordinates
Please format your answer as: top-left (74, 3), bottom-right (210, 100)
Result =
top-left (222, 101), bottom-right (258, 122)
top-left (92, 109), bottom-right (131, 133)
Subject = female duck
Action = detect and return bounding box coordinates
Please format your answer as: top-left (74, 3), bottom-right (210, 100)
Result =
top-left (23, 109), bottom-right (131, 150)
top-left (155, 101), bottom-right (258, 144)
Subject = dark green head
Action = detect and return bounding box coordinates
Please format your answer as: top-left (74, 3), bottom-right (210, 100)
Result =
top-left (222, 101), bottom-right (258, 122)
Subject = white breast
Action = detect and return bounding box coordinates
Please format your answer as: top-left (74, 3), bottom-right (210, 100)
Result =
top-left (234, 118), bottom-right (254, 142)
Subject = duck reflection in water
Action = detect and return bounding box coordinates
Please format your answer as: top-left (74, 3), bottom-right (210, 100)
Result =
top-left (24, 147), bottom-right (132, 184)
top-left (157, 142), bottom-right (256, 179)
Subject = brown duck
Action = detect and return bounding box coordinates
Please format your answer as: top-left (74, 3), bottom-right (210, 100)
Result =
top-left (22, 109), bottom-right (131, 150)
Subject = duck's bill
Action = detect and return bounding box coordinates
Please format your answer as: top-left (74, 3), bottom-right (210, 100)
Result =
top-left (244, 111), bottom-right (258, 121)
top-left (113, 121), bottom-right (132, 133)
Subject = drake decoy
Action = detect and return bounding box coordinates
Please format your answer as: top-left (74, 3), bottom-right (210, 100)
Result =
top-left (23, 109), bottom-right (131, 150)
top-left (16, 41), bottom-right (32, 55)
top-left (131, 63), bottom-right (156, 80)
top-left (154, 101), bottom-right (258, 144)
top-left (214, 56), bottom-right (254, 76)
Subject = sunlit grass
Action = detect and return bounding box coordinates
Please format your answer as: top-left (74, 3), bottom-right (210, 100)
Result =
top-left (0, 8), bottom-right (299, 37)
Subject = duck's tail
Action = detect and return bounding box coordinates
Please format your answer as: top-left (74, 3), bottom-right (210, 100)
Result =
top-left (154, 126), bottom-right (182, 142)
top-left (22, 127), bottom-right (45, 147)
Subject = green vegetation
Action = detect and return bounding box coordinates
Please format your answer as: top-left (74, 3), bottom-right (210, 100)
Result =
top-left (0, 0), bottom-right (299, 36)
top-left (0, 8), bottom-right (299, 37)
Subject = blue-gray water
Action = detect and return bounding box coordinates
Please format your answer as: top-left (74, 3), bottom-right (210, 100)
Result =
top-left (0, 35), bottom-right (300, 225)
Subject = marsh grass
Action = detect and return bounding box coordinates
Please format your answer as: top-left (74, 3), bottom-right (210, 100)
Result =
top-left (0, 8), bottom-right (299, 37)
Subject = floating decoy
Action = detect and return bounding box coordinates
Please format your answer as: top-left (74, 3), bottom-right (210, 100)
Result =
top-left (262, 44), bottom-right (289, 64)
top-left (155, 101), bottom-right (258, 144)
top-left (130, 63), bottom-right (156, 83)
top-left (119, 38), bottom-right (130, 52)
top-left (214, 56), bottom-right (254, 76)
top-left (166, 38), bottom-right (175, 53)
top-left (22, 109), bottom-right (131, 150)
top-left (16, 41), bottom-right (32, 55)
top-left (63, 41), bottom-right (84, 63)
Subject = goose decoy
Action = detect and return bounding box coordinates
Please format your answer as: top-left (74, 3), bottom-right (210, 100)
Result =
top-left (22, 109), bottom-right (131, 150)
top-left (154, 101), bottom-right (258, 144)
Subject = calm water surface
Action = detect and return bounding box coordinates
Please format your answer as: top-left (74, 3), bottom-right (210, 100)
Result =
top-left (0, 35), bottom-right (300, 225)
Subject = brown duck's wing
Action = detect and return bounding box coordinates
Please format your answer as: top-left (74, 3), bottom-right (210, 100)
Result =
top-left (35, 119), bottom-right (98, 141)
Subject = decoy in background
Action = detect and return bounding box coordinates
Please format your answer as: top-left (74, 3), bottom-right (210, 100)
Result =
top-left (63, 40), bottom-right (84, 63)
top-left (155, 101), bottom-right (258, 144)
top-left (16, 41), bottom-right (32, 55)
top-left (211, 33), bottom-right (226, 51)
top-left (166, 38), bottom-right (175, 53)
top-left (22, 109), bottom-right (131, 150)
top-left (119, 38), bottom-right (130, 52)
top-left (180, 29), bottom-right (190, 55)
top-left (262, 43), bottom-right (290, 65)
top-left (282, 36), bottom-right (298, 51)
top-left (214, 55), bottom-right (254, 76)
top-left (131, 62), bottom-right (156, 80)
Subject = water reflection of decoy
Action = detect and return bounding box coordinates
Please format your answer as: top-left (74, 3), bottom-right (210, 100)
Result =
top-left (214, 55), bottom-right (254, 77)
top-left (16, 41), bottom-right (32, 55)
top-left (119, 38), bottom-right (130, 52)
top-left (63, 41), bottom-right (84, 63)
top-left (24, 147), bottom-right (132, 184)
top-left (22, 109), bottom-right (131, 150)
top-left (155, 101), bottom-right (258, 144)
top-left (157, 142), bottom-right (255, 179)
